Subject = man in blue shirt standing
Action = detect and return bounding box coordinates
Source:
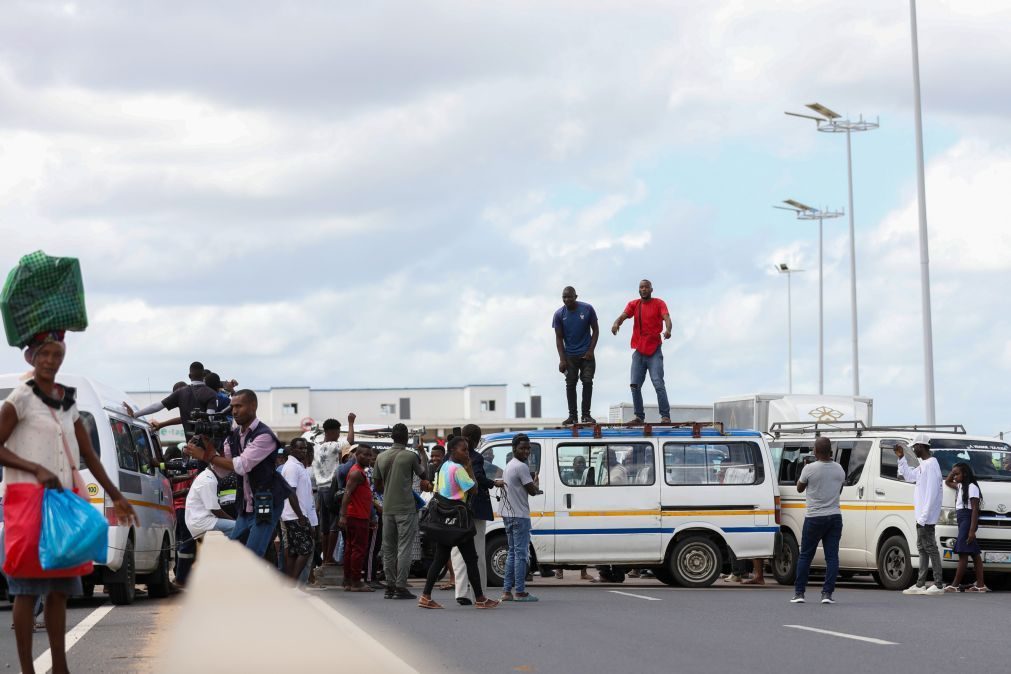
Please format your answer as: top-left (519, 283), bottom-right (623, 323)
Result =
top-left (552, 286), bottom-right (600, 425)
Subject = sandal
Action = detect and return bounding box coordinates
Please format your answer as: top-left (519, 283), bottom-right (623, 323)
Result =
top-left (943, 585), bottom-right (960, 593)
top-left (475, 598), bottom-right (500, 609)
top-left (968, 585), bottom-right (991, 593)
top-left (418, 597), bottom-right (444, 609)
top-left (437, 582), bottom-right (455, 591)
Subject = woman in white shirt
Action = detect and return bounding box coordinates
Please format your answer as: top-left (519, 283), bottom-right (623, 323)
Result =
top-left (0, 332), bottom-right (137, 674)
top-left (944, 462), bottom-right (988, 592)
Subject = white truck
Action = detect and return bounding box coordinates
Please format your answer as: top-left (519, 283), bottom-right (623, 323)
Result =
top-left (608, 403), bottom-right (713, 424)
top-left (714, 394), bottom-right (873, 433)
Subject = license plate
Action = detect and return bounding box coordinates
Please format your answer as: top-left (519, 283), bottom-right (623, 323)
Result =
top-left (984, 552), bottom-right (1011, 563)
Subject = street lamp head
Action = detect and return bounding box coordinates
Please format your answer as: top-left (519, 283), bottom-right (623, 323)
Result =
top-left (777, 263), bottom-right (790, 272)
top-left (806, 102), bottom-right (841, 120)
top-left (784, 199), bottom-right (815, 212)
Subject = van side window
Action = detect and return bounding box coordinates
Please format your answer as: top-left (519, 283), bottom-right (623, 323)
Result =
top-left (110, 419), bottom-right (139, 472)
top-left (775, 442), bottom-right (814, 486)
top-left (130, 426), bottom-right (156, 476)
top-left (77, 411), bottom-right (102, 470)
top-left (663, 442), bottom-right (764, 486)
top-left (558, 443), bottom-right (654, 486)
top-left (836, 441), bottom-right (871, 486)
top-left (480, 443), bottom-right (542, 481)
top-left (880, 440), bottom-right (919, 480)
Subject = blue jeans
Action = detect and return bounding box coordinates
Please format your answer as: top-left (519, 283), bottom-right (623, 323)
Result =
top-left (230, 506), bottom-right (284, 559)
top-left (630, 346), bottom-right (670, 420)
top-left (794, 514), bottom-right (843, 595)
top-left (503, 517), bottom-right (532, 593)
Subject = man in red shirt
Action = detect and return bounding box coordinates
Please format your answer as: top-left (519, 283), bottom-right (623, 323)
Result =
top-left (611, 279), bottom-right (673, 424)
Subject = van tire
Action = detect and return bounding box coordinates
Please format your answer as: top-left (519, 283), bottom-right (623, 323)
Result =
top-left (485, 534), bottom-right (507, 588)
top-left (670, 536), bottom-right (723, 588)
top-left (146, 538), bottom-right (172, 599)
top-left (876, 535), bottom-right (914, 591)
top-left (772, 532), bottom-right (799, 586)
top-left (108, 538), bottom-right (137, 606)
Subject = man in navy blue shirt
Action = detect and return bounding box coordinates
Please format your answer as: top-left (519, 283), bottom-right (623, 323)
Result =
top-left (553, 286), bottom-right (600, 425)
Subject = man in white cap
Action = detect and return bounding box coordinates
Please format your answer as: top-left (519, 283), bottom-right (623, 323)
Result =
top-left (894, 434), bottom-right (944, 595)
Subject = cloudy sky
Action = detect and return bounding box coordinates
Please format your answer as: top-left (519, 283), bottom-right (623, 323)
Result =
top-left (1, 0), bottom-right (1009, 433)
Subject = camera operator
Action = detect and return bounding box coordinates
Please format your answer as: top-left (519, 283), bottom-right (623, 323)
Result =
top-left (186, 389), bottom-right (289, 559)
top-left (163, 446), bottom-right (202, 587)
top-left (127, 362), bottom-right (218, 438)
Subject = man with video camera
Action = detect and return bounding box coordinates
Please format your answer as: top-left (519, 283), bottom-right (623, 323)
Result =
top-left (128, 361), bottom-right (219, 438)
top-left (186, 389), bottom-right (289, 558)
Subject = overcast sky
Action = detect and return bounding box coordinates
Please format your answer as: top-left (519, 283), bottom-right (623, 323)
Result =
top-left (1, 0), bottom-right (1009, 433)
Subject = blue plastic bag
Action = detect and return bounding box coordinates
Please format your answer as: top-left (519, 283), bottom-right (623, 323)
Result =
top-left (39, 488), bottom-right (109, 570)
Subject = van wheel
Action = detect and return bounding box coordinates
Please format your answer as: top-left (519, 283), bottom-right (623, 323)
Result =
top-left (485, 535), bottom-right (507, 588)
top-left (876, 535), bottom-right (914, 591)
top-left (772, 532), bottom-right (799, 586)
top-left (670, 536), bottom-right (722, 588)
top-left (108, 538), bottom-right (137, 606)
top-left (146, 538), bottom-right (172, 599)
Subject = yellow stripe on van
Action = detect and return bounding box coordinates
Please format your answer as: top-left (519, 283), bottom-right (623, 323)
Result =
top-left (89, 497), bottom-right (174, 514)
top-left (781, 501), bottom-right (914, 512)
top-left (568, 510), bottom-right (662, 517)
top-left (662, 509), bottom-right (776, 517)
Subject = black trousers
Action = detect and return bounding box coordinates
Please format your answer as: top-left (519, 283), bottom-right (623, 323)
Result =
top-left (425, 534), bottom-right (482, 598)
top-left (565, 355), bottom-right (596, 418)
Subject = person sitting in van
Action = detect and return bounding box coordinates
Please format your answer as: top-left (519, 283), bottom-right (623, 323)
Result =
top-left (895, 436), bottom-right (945, 596)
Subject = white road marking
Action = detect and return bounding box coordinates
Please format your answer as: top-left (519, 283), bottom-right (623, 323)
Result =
top-left (783, 624), bottom-right (898, 645)
top-left (305, 596), bottom-right (419, 672)
top-left (608, 590), bottom-right (662, 601)
top-left (30, 604), bottom-right (115, 674)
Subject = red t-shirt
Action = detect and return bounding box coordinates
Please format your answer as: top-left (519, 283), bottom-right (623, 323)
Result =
top-left (623, 298), bottom-right (669, 356)
top-left (347, 464), bottom-right (373, 520)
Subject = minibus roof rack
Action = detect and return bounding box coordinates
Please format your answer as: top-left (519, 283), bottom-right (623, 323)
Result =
top-left (565, 421), bottom-right (725, 439)
top-left (769, 421), bottom-right (966, 438)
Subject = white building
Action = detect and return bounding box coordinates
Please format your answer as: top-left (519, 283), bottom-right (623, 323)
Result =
top-left (128, 383), bottom-right (556, 442)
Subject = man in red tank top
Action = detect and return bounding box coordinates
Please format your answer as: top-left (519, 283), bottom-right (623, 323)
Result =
top-left (339, 446), bottom-right (375, 592)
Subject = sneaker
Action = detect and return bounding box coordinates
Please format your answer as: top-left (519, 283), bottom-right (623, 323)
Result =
top-left (725, 574), bottom-right (742, 583)
top-left (562, 416), bottom-right (577, 426)
top-left (581, 415), bottom-right (597, 425)
top-left (924, 585), bottom-right (945, 596)
top-left (790, 593), bottom-right (805, 603)
top-left (456, 597), bottom-right (473, 606)
top-left (514, 593), bottom-right (539, 602)
top-left (383, 586), bottom-right (396, 599)
top-left (660, 417), bottom-right (672, 424)
top-left (820, 592), bottom-right (835, 604)
top-left (902, 584), bottom-right (926, 595)
top-left (393, 589), bottom-right (416, 600)
top-left (627, 417), bottom-right (645, 427)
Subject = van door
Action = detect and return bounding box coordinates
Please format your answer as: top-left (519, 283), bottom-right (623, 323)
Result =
top-left (773, 441), bottom-right (816, 562)
top-left (109, 417), bottom-right (158, 570)
top-left (129, 424), bottom-right (174, 569)
top-left (835, 440), bottom-right (872, 567)
top-left (868, 439), bottom-right (918, 564)
top-left (553, 440), bottom-right (661, 563)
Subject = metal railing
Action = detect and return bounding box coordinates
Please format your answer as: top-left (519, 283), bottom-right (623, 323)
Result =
top-left (769, 420), bottom-right (966, 438)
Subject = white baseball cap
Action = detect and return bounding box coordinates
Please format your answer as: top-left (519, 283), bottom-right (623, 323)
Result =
top-left (911, 433), bottom-right (931, 447)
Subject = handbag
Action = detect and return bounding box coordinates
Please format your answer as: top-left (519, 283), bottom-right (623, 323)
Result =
top-left (2, 483), bottom-right (94, 578)
top-left (419, 471), bottom-right (475, 546)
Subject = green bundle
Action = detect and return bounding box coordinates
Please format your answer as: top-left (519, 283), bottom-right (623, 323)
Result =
top-left (0, 251), bottom-right (88, 347)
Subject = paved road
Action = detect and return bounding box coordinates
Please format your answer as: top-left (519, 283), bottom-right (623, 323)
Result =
top-left (0, 591), bottom-right (177, 673)
top-left (308, 579), bottom-right (1006, 674)
top-left (0, 577), bottom-right (1006, 673)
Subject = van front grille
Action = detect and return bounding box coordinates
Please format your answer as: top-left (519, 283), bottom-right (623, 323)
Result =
top-left (975, 539), bottom-right (1011, 552)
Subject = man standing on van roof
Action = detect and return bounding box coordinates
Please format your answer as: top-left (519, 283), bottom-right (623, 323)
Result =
top-left (611, 279), bottom-right (672, 424)
top-left (791, 437), bottom-right (845, 605)
top-left (128, 361), bottom-right (217, 438)
top-left (895, 435), bottom-right (945, 595)
top-left (553, 286), bottom-right (599, 425)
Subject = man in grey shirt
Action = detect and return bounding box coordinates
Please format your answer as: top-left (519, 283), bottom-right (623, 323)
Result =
top-left (791, 437), bottom-right (846, 605)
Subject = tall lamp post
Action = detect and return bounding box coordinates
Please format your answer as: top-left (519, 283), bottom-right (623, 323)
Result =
top-left (909, 0), bottom-right (936, 424)
top-left (786, 103), bottom-right (878, 396)
top-left (775, 200), bottom-right (844, 394)
top-left (775, 263), bottom-right (804, 394)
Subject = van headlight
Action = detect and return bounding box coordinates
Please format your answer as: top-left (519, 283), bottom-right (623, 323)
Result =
top-left (939, 508), bottom-right (957, 526)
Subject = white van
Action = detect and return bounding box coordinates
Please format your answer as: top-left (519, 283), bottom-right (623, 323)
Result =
top-left (0, 374), bottom-right (176, 604)
top-left (768, 422), bottom-right (1011, 590)
top-left (479, 426), bottom-right (781, 587)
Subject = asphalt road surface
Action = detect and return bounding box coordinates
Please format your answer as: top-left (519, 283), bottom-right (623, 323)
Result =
top-left (0, 578), bottom-right (1007, 673)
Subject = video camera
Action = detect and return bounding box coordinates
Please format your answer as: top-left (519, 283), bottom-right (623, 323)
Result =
top-left (190, 409), bottom-right (232, 443)
top-left (165, 456), bottom-right (203, 477)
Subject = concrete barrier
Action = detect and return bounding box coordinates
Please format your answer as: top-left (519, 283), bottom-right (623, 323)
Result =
top-left (153, 533), bottom-right (417, 673)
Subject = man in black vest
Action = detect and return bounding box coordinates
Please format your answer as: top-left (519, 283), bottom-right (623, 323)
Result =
top-left (188, 389), bottom-right (290, 558)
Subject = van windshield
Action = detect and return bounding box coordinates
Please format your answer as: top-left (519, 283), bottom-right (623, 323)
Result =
top-left (930, 439), bottom-right (1011, 482)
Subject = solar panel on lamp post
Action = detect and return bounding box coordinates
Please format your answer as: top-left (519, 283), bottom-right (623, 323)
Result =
top-left (775, 201), bottom-right (844, 394)
top-left (786, 103), bottom-right (879, 396)
top-left (775, 263), bottom-right (804, 395)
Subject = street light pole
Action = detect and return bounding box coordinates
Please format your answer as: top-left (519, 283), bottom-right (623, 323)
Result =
top-left (786, 103), bottom-right (879, 396)
top-left (776, 201), bottom-right (844, 394)
top-left (776, 263), bottom-right (804, 394)
top-left (909, 0), bottom-right (937, 424)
